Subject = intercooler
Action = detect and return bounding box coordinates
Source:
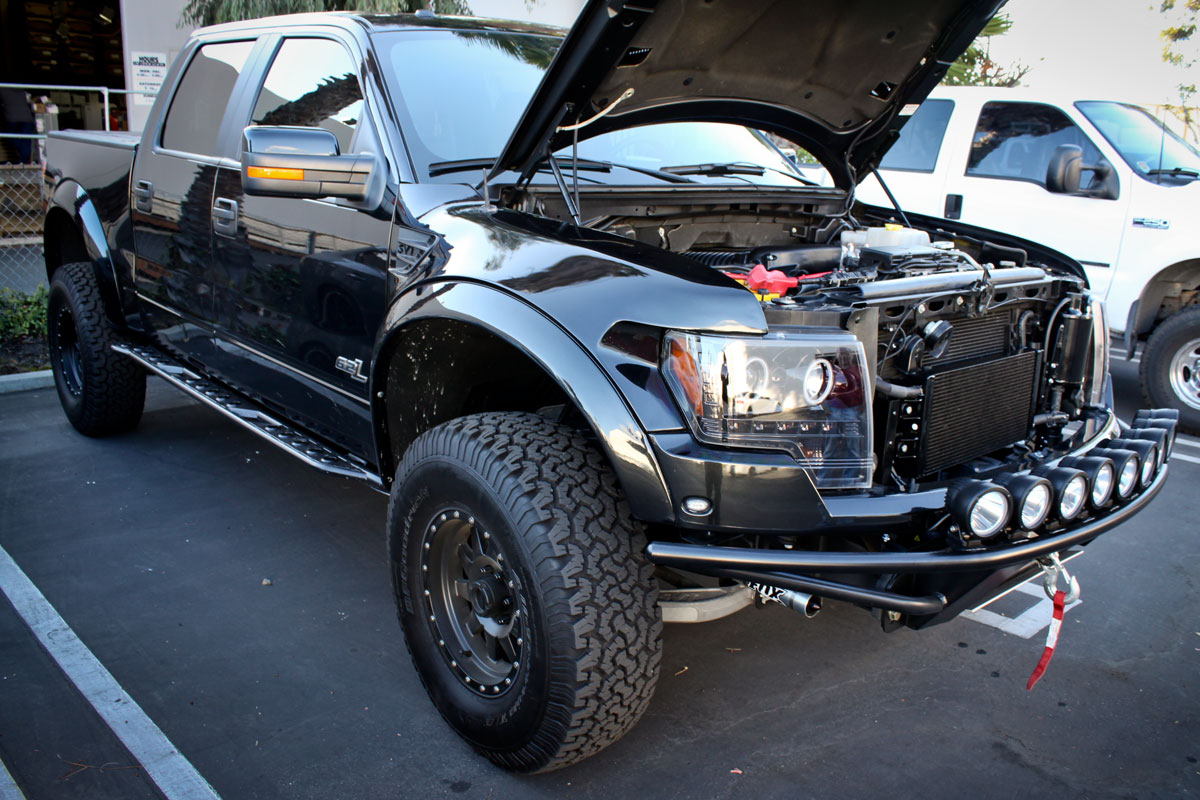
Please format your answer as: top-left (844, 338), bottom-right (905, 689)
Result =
top-left (917, 350), bottom-right (1039, 476)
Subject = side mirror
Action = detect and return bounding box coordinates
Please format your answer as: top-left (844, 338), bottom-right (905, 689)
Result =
top-left (240, 126), bottom-right (376, 201)
top-left (1046, 144), bottom-right (1120, 200)
top-left (1046, 144), bottom-right (1083, 194)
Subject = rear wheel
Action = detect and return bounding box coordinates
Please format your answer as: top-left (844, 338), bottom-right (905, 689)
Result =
top-left (387, 412), bottom-right (661, 772)
top-left (47, 262), bottom-right (145, 436)
top-left (1141, 305), bottom-right (1200, 433)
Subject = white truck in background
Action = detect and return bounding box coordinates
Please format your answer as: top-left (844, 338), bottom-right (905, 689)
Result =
top-left (855, 87), bottom-right (1200, 431)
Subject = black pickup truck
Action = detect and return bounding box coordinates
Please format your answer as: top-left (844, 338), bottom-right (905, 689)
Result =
top-left (43, 0), bottom-right (1176, 773)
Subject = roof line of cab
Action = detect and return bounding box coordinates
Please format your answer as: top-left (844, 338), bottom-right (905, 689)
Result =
top-left (196, 10), bottom-right (566, 38)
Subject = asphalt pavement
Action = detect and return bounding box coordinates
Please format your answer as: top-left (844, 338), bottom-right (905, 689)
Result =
top-left (0, 357), bottom-right (1196, 799)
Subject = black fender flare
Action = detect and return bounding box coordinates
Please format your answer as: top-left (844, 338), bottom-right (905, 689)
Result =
top-left (44, 180), bottom-right (127, 326)
top-left (370, 279), bottom-right (675, 523)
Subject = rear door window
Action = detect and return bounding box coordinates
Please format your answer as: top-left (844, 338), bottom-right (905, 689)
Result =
top-left (249, 38), bottom-right (364, 155)
top-left (966, 101), bottom-right (1103, 189)
top-left (880, 99), bottom-right (954, 172)
top-left (160, 40), bottom-right (254, 156)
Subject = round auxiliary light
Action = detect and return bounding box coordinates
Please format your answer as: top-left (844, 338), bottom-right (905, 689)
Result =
top-left (1133, 419), bottom-right (1176, 459)
top-left (1118, 457), bottom-right (1138, 497)
top-left (802, 357), bottom-right (834, 405)
top-left (1131, 427), bottom-right (1169, 470)
top-left (1060, 474), bottom-right (1088, 519)
top-left (1034, 466), bottom-right (1090, 521)
top-left (994, 473), bottom-right (1053, 530)
top-left (1091, 462), bottom-right (1114, 506)
top-left (1141, 445), bottom-right (1158, 485)
top-left (1105, 438), bottom-right (1160, 489)
top-left (948, 480), bottom-right (1012, 539)
top-left (1089, 448), bottom-right (1140, 500)
top-left (1059, 455), bottom-right (1116, 508)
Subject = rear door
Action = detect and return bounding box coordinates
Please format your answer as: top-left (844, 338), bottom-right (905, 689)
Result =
top-left (130, 38), bottom-right (257, 361)
top-left (208, 32), bottom-right (394, 458)
top-left (941, 101), bottom-right (1127, 297)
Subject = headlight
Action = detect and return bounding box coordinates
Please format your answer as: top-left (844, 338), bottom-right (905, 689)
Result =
top-left (662, 330), bottom-right (874, 489)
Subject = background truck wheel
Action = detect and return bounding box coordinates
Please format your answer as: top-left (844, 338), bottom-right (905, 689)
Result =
top-left (1141, 305), bottom-right (1200, 433)
top-left (47, 262), bottom-right (146, 436)
top-left (387, 412), bottom-right (662, 772)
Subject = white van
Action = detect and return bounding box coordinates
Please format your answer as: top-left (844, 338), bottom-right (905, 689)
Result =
top-left (856, 87), bottom-right (1200, 431)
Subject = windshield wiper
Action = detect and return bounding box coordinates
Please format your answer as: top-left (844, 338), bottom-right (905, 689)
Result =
top-left (428, 156), bottom-right (695, 183)
top-left (662, 161), bottom-right (817, 185)
top-left (1145, 166), bottom-right (1200, 178)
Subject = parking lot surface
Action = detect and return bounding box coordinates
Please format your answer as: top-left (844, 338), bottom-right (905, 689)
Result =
top-left (0, 358), bottom-right (1197, 799)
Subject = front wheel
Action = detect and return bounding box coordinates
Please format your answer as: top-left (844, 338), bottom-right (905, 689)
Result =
top-left (1141, 305), bottom-right (1200, 433)
top-left (387, 412), bottom-right (662, 772)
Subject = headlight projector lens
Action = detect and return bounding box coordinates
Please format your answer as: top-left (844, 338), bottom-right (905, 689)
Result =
top-left (802, 357), bottom-right (834, 405)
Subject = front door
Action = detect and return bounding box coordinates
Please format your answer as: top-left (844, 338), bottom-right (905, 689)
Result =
top-left (942, 101), bottom-right (1128, 298)
top-left (209, 35), bottom-right (393, 458)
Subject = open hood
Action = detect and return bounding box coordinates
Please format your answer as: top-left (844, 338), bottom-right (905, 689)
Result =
top-left (491, 0), bottom-right (1005, 188)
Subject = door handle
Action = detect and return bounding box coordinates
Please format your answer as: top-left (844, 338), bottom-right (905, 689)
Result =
top-left (133, 179), bottom-right (153, 213)
top-left (212, 197), bottom-right (238, 236)
top-left (944, 193), bottom-right (963, 220)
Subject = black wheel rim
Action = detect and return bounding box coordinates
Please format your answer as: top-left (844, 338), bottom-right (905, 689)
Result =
top-left (421, 508), bottom-right (524, 696)
top-left (51, 302), bottom-right (83, 398)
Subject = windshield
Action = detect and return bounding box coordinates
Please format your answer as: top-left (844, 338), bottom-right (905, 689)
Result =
top-left (555, 123), bottom-right (805, 185)
top-left (1076, 100), bottom-right (1200, 184)
top-left (375, 29), bottom-right (806, 185)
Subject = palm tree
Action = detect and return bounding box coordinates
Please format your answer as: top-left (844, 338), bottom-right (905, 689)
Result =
top-left (943, 13), bottom-right (1030, 88)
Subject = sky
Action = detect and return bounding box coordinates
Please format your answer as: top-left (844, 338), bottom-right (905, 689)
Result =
top-left (987, 0), bottom-right (1196, 107)
top-left (469, 0), bottom-right (1199, 109)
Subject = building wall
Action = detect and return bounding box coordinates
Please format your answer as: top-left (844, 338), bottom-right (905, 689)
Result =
top-left (119, 0), bottom-right (193, 132)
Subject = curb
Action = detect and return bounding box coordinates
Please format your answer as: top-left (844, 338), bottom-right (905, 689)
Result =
top-left (0, 369), bottom-right (54, 395)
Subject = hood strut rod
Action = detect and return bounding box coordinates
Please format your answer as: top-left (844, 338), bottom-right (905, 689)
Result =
top-left (547, 154), bottom-right (581, 225)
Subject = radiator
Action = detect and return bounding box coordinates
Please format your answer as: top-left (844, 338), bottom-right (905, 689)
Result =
top-left (917, 350), bottom-right (1039, 476)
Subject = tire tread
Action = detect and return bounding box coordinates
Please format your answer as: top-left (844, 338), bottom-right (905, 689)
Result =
top-left (388, 412), bottom-right (662, 772)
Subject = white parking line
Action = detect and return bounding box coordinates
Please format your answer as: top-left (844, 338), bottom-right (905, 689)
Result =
top-left (964, 582), bottom-right (1082, 639)
top-left (1175, 435), bottom-right (1200, 450)
top-left (0, 756), bottom-right (26, 800)
top-left (0, 545), bottom-right (221, 800)
top-left (1171, 451), bottom-right (1200, 465)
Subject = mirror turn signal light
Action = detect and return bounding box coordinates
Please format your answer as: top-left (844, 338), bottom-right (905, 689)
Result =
top-left (246, 166), bottom-right (305, 181)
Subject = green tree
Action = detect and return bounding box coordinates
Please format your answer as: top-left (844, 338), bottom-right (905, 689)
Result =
top-left (1160, 0), bottom-right (1200, 67)
top-left (942, 13), bottom-right (1030, 87)
top-left (181, 0), bottom-right (470, 28)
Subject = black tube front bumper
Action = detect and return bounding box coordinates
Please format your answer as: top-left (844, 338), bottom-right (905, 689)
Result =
top-left (646, 464), bottom-right (1169, 622)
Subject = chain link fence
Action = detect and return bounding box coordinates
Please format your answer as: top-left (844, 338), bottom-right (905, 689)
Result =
top-left (0, 141), bottom-right (47, 295)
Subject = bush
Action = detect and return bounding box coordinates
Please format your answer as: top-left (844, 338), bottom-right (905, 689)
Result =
top-left (0, 285), bottom-right (49, 341)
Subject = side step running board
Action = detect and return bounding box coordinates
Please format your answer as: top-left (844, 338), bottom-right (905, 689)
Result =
top-left (113, 343), bottom-right (383, 489)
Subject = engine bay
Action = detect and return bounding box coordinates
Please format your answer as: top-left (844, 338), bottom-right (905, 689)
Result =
top-left (508, 184), bottom-right (1103, 496)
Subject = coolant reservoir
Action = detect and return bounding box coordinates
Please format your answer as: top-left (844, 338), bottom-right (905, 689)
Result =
top-left (841, 224), bottom-right (930, 256)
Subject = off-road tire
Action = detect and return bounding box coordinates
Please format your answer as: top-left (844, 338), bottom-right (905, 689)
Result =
top-left (47, 262), bottom-right (145, 436)
top-left (1141, 305), bottom-right (1200, 434)
top-left (387, 412), bottom-right (662, 772)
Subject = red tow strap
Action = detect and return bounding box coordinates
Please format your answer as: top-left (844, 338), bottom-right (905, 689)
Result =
top-left (1026, 589), bottom-right (1066, 691)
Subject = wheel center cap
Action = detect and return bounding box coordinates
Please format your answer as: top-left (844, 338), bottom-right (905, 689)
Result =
top-left (469, 576), bottom-right (506, 617)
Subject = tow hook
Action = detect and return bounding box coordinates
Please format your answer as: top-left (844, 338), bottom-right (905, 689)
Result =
top-left (747, 581), bottom-right (822, 618)
top-left (1037, 552), bottom-right (1081, 604)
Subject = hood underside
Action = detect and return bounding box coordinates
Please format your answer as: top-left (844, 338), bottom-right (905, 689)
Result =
top-left (493, 0), bottom-right (1005, 188)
